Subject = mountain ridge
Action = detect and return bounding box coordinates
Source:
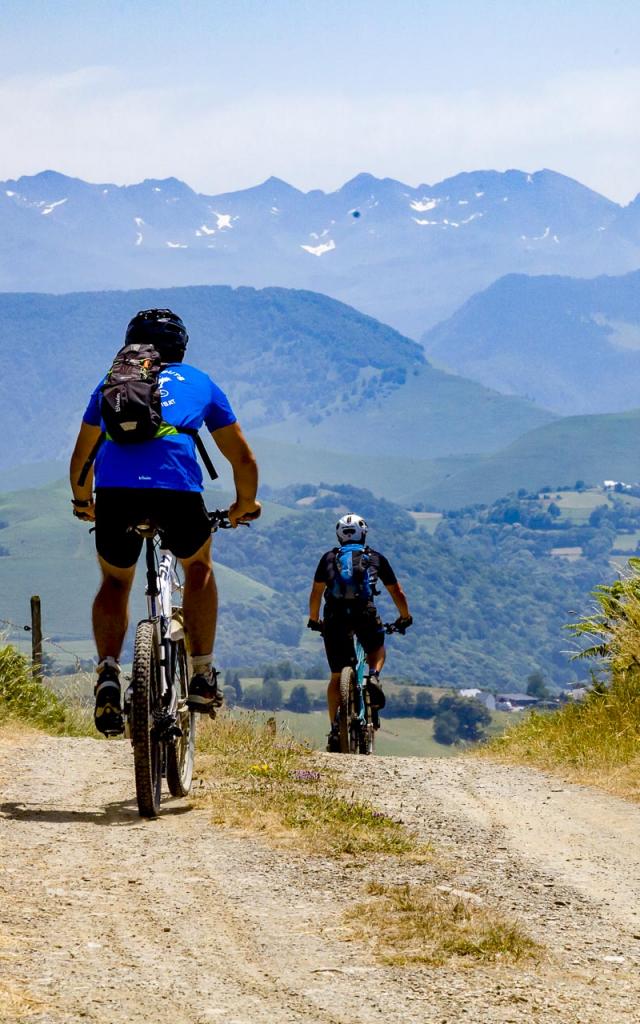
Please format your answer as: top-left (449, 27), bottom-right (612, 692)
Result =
top-left (2, 167), bottom-right (639, 335)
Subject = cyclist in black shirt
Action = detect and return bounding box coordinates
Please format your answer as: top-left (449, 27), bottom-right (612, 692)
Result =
top-left (308, 513), bottom-right (412, 748)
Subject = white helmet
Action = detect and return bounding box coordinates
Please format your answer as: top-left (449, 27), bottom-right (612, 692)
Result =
top-left (336, 513), bottom-right (368, 545)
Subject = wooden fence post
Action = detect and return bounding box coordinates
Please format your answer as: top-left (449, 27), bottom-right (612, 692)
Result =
top-left (30, 595), bottom-right (42, 679)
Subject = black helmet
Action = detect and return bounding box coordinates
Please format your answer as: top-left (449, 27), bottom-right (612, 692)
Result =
top-left (125, 308), bottom-right (188, 362)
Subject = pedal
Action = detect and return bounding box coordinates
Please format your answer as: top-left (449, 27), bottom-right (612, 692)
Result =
top-left (151, 712), bottom-right (182, 741)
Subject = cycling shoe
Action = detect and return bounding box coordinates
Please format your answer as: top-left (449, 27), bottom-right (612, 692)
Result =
top-left (94, 672), bottom-right (124, 736)
top-left (187, 668), bottom-right (223, 714)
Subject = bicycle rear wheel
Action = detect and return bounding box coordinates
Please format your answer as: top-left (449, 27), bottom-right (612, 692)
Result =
top-left (131, 620), bottom-right (162, 818)
top-left (166, 639), bottom-right (196, 797)
top-left (338, 667), bottom-right (356, 754)
top-left (359, 686), bottom-right (375, 755)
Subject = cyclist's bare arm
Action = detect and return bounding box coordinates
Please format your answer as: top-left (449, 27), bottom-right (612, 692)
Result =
top-left (69, 421), bottom-right (102, 516)
top-left (309, 581), bottom-right (324, 621)
top-left (385, 581), bottom-right (410, 619)
top-left (211, 422), bottom-right (261, 526)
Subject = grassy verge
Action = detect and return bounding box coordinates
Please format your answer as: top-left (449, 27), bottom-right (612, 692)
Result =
top-left (0, 643), bottom-right (95, 737)
top-left (483, 562), bottom-right (640, 799)
top-left (195, 713), bottom-right (421, 859)
top-left (482, 681), bottom-right (640, 798)
top-left (195, 713), bottom-right (540, 966)
top-left (343, 882), bottom-right (540, 966)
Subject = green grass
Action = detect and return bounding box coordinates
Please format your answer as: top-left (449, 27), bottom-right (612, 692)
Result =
top-left (0, 643), bottom-right (93, 736)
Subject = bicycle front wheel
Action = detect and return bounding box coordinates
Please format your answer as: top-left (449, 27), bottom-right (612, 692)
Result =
top-left (166, 639), bottom-right (196, 797)
top-left (131, 620), bottom-right (162, 818)
top-left (338, 667), bottom-right (356, 754)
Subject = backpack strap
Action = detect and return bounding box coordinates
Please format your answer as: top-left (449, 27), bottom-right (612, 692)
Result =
top-left (77, 433), bottom-right (105, 487)
top-left (175, 427), bottom-right (219, 481)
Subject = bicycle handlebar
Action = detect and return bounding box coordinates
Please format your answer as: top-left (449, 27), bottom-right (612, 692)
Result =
top-left (383, 621), bottom-right (406, 635)
top-left (208, 508), bottom-right (256, 531)
top-left (308, 618), bottom-right (411, 637)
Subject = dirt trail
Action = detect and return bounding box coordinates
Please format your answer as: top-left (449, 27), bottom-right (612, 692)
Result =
top-left (2, 733), bottom-right (640, 1023)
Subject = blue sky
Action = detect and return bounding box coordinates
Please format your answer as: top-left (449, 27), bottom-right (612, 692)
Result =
top-left (1, 0), bottom-right (639, 200)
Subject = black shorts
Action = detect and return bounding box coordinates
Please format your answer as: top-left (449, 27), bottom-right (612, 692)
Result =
top-left (95, 488), bottom-right (212, 569)
top-left (323, 604), bottom-right (385, 673)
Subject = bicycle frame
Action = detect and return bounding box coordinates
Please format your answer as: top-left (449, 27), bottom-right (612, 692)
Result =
top-left (351, 636), bottom-right (369, 725)
top-left (144, 537), bottom-right (183, 715)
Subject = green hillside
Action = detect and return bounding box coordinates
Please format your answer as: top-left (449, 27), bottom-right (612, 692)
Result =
top-left (0, 480), bottom-right (293, 667)
top-left (408, 409), bottom-right (640, 508)
top-left (422, 269), bottom-right (640, 416)
top-left (0, 284), bottom-right (553, 476)
top-left (0, 479), bottom-right (613, 691)
top-left (255, 363), bottom-right (552, 459)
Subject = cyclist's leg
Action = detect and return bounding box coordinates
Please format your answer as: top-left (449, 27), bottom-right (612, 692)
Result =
top-left (92, 492), bottom-right (142, 734)
top-left (355, 610), bottom-right (386, 709)
top-left (158, 492), bottom-right (220, 710)
top-left (367, 647), bottom-right (386, 675)
top-left (327, 672), bottom-right (341, 722)
top-left (180, 536), bottom-right (217, 654)
top-left (157, 492), bottom-right (217, 655)
top-left (93, 557), bottom-right (137, 661)
top-left (323, 615), bottom-right (352, 721)
top-left (93, 488), bottom-right (143, 661)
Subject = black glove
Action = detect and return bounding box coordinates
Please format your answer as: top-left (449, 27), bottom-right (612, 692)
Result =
top-left (395, 615), bottom-right (413, 635)
top-left (307, 618), bottom-right (324, 634)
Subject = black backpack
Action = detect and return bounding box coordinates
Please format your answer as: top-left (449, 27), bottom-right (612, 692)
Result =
top-left (77, 344), bottom-right (217, 486)
top-left (101, 343), bottom-right (164, 444)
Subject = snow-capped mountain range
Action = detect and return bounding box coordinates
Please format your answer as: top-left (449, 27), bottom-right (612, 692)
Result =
top-left (3, 168), bottom-right (640, 336)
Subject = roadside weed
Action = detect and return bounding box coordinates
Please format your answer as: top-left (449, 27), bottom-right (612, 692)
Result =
top-left (343, 881), bottom-right (540, 965)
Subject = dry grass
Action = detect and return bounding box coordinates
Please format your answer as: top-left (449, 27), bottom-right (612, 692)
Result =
top-left (195, 712), bottom-right (427, 859)
top-left (0, 977), bottom-right (40, 1021)
top-left (343, 882), bottom-right (541, 966)
top-left (482, 676), bottom-right (640, 799)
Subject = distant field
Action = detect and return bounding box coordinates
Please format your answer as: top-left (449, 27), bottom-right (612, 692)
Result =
top-left (549, 489), bottom-right (609, 523)
top-left (243, 708), bottom-right (460, 758)
top-left (408, 511), bottom-right (443, 534)
top-left (613, 531), bottom-right (640, 553)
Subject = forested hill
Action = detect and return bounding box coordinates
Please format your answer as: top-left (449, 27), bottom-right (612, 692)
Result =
top-left (0, 284), bottom-right (552, 472)
top-left (0, 478), bottom-right (618, 691)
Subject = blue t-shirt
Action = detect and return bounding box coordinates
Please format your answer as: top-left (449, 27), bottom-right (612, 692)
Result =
top-left (83, 363), bottom-right (236, 491)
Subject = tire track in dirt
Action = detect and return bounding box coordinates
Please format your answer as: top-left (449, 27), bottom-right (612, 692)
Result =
top-left (2, 733), bottom-right (640, 1023)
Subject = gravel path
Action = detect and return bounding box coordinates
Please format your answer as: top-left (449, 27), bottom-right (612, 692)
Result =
top-left (2, 732), bottom-right (640, 1023)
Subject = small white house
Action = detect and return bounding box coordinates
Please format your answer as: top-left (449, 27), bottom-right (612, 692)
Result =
top-left (459, 688), bottom-right (496, 711)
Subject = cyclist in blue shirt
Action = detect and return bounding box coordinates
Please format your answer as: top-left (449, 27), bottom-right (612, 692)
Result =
top-left (69, 309), bottom-right (261, 735)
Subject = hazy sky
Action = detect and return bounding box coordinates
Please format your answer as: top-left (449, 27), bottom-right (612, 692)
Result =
top-left (2, 0), bottom-right (639, 201)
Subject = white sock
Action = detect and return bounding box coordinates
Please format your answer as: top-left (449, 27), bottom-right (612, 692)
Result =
top-left (192, 654), bottom-right (213, 675)
top-left (97, 656), bottom-right (120, 676)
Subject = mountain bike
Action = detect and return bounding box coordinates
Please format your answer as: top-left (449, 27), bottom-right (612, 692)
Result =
top-left (123, 509), bottom-right (238, 818)
top-left (337, 622), bottom-right (404, 756)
